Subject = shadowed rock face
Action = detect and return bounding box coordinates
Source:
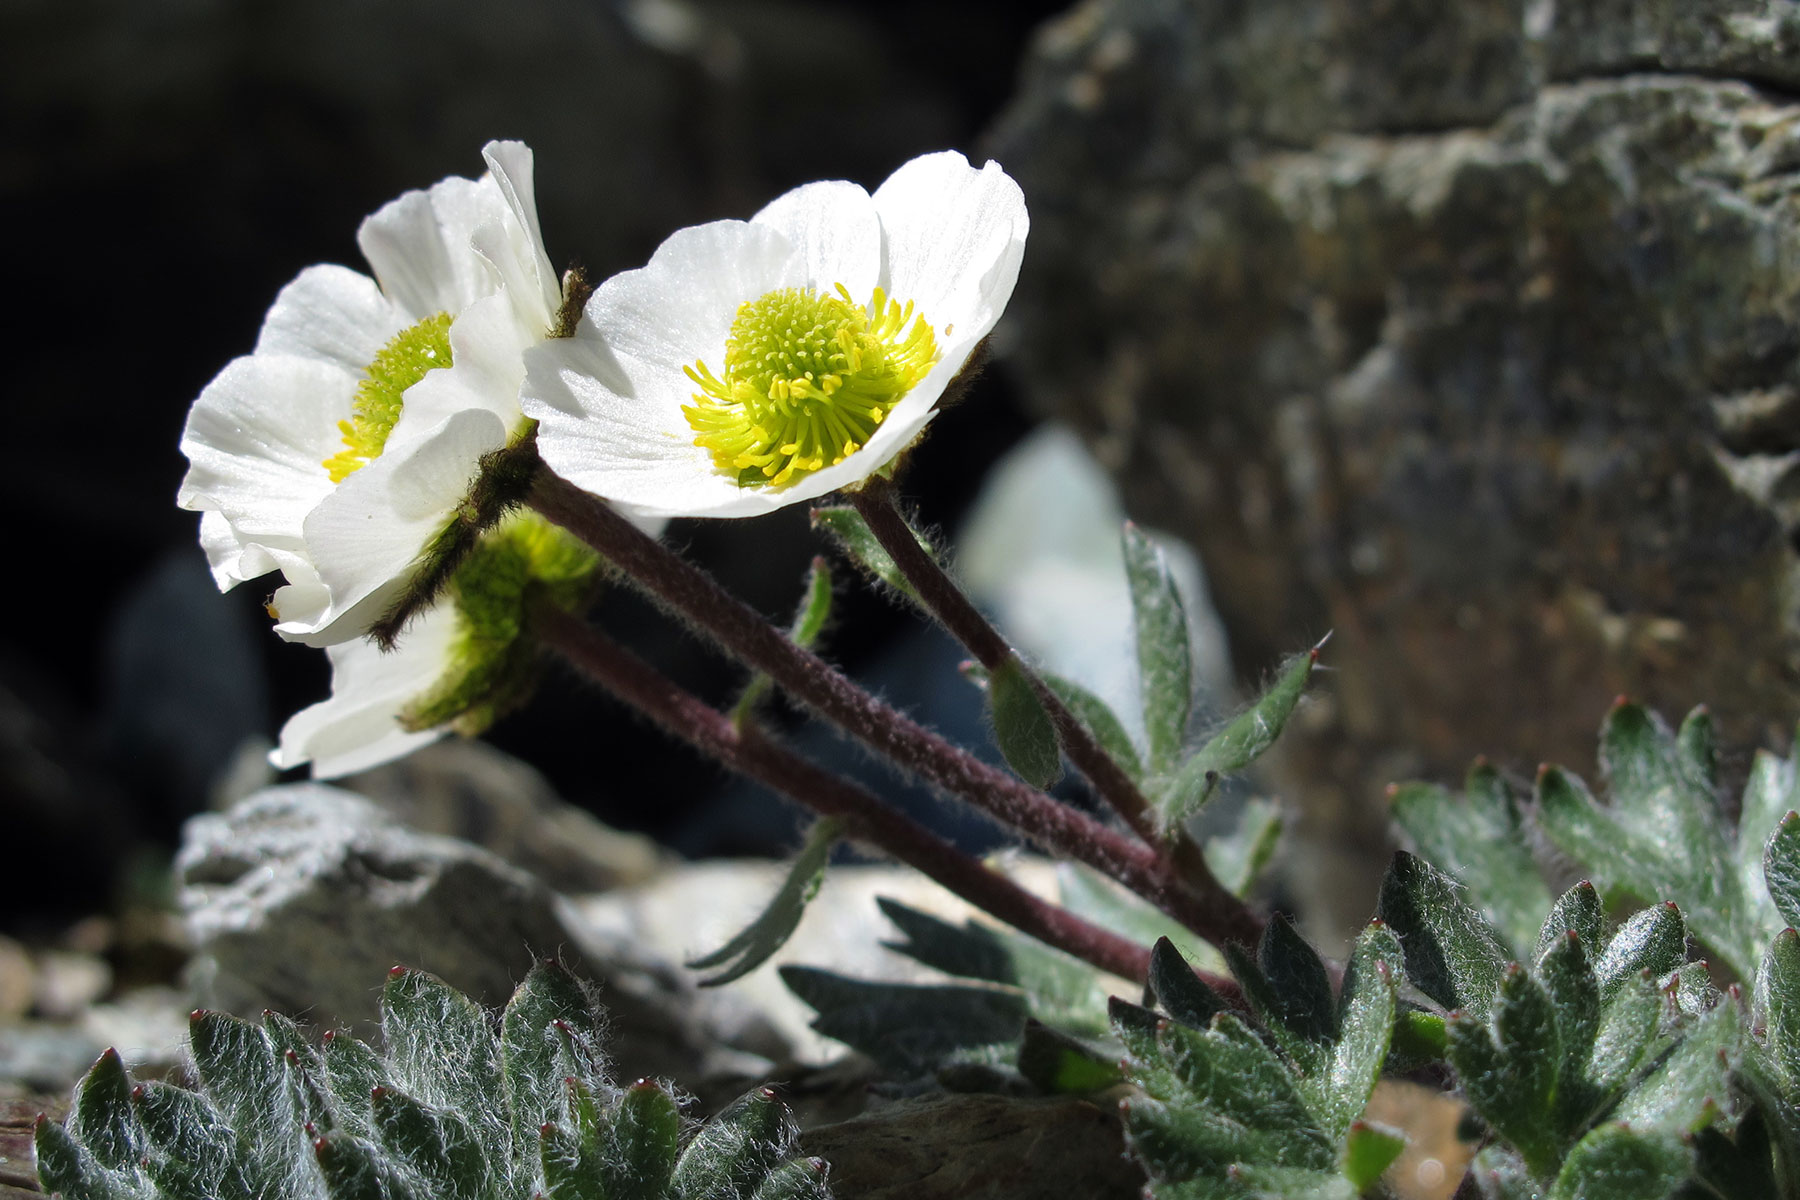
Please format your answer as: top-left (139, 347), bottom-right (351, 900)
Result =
top-left (990, 0), bottom-right (1800, 918)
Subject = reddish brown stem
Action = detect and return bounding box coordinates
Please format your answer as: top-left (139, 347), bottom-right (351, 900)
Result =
top-left (528, 470), bottom-right (1261, 950)
top-left (849, 477), bottom-right (1234, 900)
top-left (536, 605), bottom-right (1154, 982)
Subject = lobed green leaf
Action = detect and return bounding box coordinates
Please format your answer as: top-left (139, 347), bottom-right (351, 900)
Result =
top-left (688, 818), bottom-right (845, 986)
top-left (670, 1087), bottom-right (790, 1200)
top-left (1123, 522), bottom-right (1193, 776)
top-left (1393, 762), bottom-right (1553, 959)
top-left (1156, 646), bottom-right (1315, 833)
top-left (988, 655), bottom-right (1062, 788)
top-left (1376, 851), bottom-right (1510, 1018)
top-left (1547, 1123), bottom-right (1690, 1200)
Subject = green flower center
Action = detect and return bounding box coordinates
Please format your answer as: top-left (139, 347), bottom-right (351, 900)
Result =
top-left (400, 511), bottom-right (599, 735)
top-left (682, 284), bottom-right (939, 489)
top-left (323, 312), bottom-right (453, 482)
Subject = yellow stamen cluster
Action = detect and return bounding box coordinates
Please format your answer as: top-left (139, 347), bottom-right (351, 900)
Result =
top-left (683, 284), bottom-right (939, 489)
top-left (323, 312), bottom-right (453, 482)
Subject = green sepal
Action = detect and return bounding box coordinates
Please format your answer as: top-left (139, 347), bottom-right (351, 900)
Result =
top-left (1388, 1008), bottom-right (1447, 1067)
top-left (400, 510), bottom-right (600, 737)
top-left (1375, 851), bottom-right (1510, 1018)
top-left (608, 1080), bottom-right (681, 1198)
top-left (1148, 937), bottom-right (1227, 1032)
top-left (669, 1087), bottom-right (791, 1200)
top-left (734, 557), bottom-right (833, 722)
top-left (368, 436), bottom-right (547, 653)
top-left (811, 506), bottom-right (922, 602)
top-left (1156, 645), bottom-right (1317, 833)
top-left (988, 655), bottom-right (1062, 788)
top-left (1547, 1123), bottom-right (1691, 1200)
top-left (1016, 1019), bottom-right (1123, 1093)
top-left (687, 817), bottom-right (845, 986)
top-left (1123, 522), bottom-right (1193, 776)
top-left (69, 1048), bottom-right (140, 1172)
top-left (1340, 1120), bottom-right (1406, 1193)
top-left (1393, 761), bottom-right (1553, 959)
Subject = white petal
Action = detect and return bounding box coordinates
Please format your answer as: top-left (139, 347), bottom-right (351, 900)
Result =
top-left (586, 218), bottom-right (796, 372)
top-left (526, 334), bottom-right (775, 518)
top-left (178, 354), bottom-right (349, 547)
top-left (357, 174), bottom-right (509, 319)
top-left (273, 605), bottom-right (460, 778)
top-left (388, 292), bottom-right (531, 445)
top-left (872, 150), bottom-right (1028, 356)
top-left (277, 407), bottom-right (509, 645)
top-left (474, 140), bottom-right (560, 330)
top-left (197, 510), bottom-right (253, 588)
top-left (254, 264), bottom-right (406, 371)
top-left (751, 179), bottom-right (881, 299)
top-left (521, 220), bottom-right (802, 515)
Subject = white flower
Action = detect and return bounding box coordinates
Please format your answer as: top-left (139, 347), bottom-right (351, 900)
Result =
top-left (272, 507), bottom-right (654, 779)
top-left (521, 150), bottom-right (1028, 519)
top-left (273, 599), bottom-right (461, 778)
top-left (178, 140), bottom-right (562, 646)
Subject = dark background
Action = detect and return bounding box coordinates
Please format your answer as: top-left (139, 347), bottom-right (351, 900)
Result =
top-left (2, 0), bottom-right (1071, 929)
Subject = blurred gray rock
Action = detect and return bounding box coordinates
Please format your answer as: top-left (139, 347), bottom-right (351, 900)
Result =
top-left (992, 0), bottom-right (1800, 927)
top-left (802, 1092), bottom-right (1143, 1200)
top-left (344, 739), bottom-right (670, 894)
top-left (176, 785), bottom-right (769, 1089)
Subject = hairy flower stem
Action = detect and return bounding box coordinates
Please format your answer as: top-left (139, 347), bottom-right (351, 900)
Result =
top-left (849, 478), bottom-right (1239, 899)
top-left (849, 481), bottom-right (1156, 834)
top-left (528, 469), bottom-right (1261, 949)
top-left (536, 604), bottom-right (1157, 983)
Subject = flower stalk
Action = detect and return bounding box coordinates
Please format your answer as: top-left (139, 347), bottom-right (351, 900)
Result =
top-left (534, 603), bottom-right (1156, 983)
top-left (529, 468), bottom-right (1262, 950)
top-left (848, 475), bottom-right (1234, 893)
